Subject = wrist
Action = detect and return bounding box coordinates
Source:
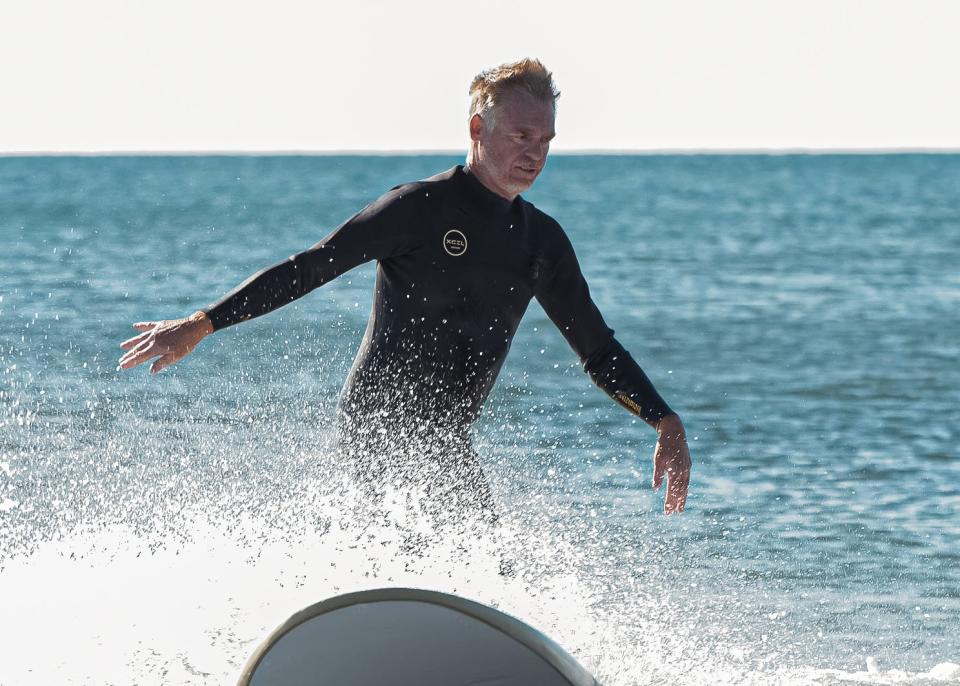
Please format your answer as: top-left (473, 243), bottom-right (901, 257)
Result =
top-left (656, 413), bottom-right (685, 437)
top-left (189, 310), bottom-right (214, 337)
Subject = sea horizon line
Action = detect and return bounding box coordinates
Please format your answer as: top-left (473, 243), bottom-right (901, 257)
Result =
top-left (2, 146), bottom-right (960, 158)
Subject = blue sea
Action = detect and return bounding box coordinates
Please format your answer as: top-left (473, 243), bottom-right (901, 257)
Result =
top-left (1, 154), bottom-right (958, 685)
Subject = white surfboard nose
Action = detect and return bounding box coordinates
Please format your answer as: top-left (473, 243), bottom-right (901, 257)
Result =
top-left (238, 587), bottom-right (601, 686)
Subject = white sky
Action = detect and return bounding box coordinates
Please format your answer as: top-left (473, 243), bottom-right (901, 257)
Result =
top-left (1, 0), bottom-right (958, 152)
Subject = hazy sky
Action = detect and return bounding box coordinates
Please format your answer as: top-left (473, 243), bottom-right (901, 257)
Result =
top-left (2, 0), bottom-right (958, 152)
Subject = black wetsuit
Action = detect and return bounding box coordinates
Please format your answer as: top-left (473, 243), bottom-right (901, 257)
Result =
top-left (204, 165), bottom-right (673, 516)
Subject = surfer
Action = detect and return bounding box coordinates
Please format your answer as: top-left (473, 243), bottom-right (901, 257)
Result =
top-left (118, 58), bottom-right (692, 517)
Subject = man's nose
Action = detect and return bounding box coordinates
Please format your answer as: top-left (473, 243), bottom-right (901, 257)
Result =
top-left (528, 140), bottom-right (549, 163)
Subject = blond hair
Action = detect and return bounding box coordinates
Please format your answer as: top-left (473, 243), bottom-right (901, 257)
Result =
top-left (469, 58), bottom-right (560, 130)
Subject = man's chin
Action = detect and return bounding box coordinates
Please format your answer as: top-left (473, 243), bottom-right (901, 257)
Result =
top-left (510, 175), bottom-right (538, 194)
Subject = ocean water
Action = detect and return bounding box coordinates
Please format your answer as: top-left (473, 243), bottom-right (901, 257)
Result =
top-left (1, 154), bottom-right (958, 685)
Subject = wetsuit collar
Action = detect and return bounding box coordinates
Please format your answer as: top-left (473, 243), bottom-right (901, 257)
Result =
top-left (460, 165), bottom-right (515, 216)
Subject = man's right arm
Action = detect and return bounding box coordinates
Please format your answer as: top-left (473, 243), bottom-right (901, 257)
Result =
top-left (203, 185), bottom-right (424, 331)
top-left (118, 184), bottom-right (425, 373)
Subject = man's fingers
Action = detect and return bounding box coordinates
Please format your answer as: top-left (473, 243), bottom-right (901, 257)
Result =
top-left (119, 338), bottom-right (151, 364)
top-left (120, 331), bottom-right (151, 350)
top-left (652, 443), bottom-right (665, 490)
top-left (663, 453), bottom-right (691, 514)
top-left (119, 340), bottom-right (158, 369)
top-left (118, 322), bottom-right (159, 357)
top-left (664, 469), bottom-right (690, 514)
top-left (663, 468), bottom-right (676, 514)
top-left (149, 354), bottom-right (177, 374)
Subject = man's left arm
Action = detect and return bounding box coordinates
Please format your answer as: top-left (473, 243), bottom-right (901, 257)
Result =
top-left (534, 227), bottom-right (691, 514)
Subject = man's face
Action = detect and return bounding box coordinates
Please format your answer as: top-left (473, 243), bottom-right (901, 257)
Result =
top-left (470, 88), bottom-right (556, 199)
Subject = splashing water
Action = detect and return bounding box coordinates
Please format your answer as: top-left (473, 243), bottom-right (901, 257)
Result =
top-left (3, 480), bottom-right (959, 685)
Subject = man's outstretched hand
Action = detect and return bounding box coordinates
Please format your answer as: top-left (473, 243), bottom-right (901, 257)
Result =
top-left (118, 311), bottom-right (213, 374)
top-left (653, 414), bottom-right (692, 515)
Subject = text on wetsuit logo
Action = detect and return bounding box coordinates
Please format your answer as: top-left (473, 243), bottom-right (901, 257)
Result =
top-left (443, 229), bottom-right (468, 256)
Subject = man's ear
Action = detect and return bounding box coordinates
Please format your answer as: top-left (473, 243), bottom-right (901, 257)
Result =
top-left (469, 114), bottom-right (484, 142)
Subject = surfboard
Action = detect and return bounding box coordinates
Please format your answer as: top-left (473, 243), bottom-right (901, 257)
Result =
top-left (237, 587), bottom-right (601, 686)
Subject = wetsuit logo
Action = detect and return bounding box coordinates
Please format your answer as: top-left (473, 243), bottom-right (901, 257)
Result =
top-left (443, 229), bottom-right (468, 256)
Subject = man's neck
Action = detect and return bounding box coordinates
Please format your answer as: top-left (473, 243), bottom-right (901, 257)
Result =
top-left (465, 155), bottom-right (517, 202)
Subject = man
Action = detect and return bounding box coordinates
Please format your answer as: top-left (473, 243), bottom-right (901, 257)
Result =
top-left (119, 58), bottom-right (691, 518)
